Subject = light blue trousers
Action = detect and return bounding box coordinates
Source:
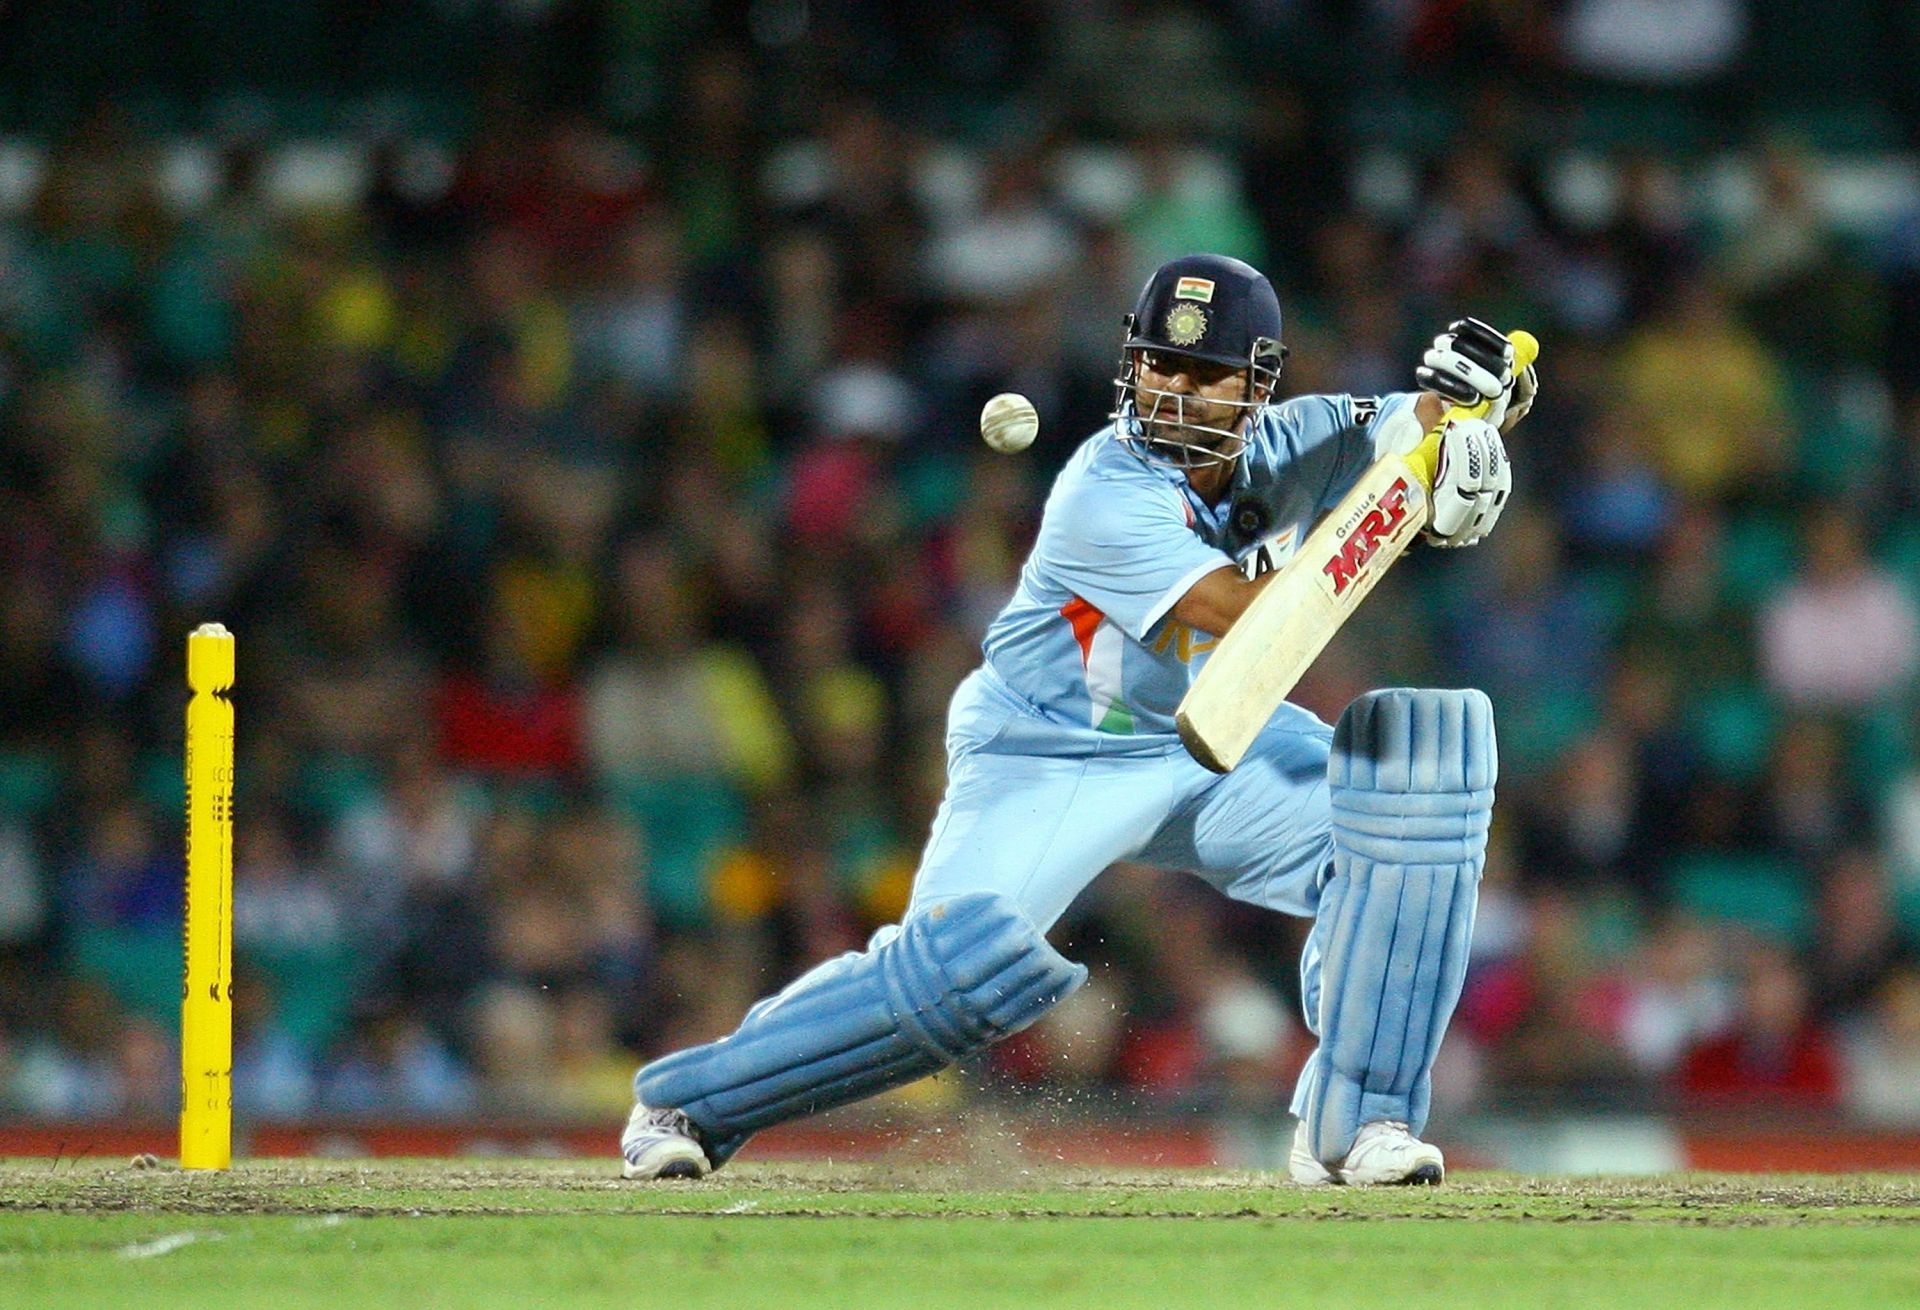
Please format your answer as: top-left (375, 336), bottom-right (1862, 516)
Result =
top-left (911, 669), bottom-right (1339, 928)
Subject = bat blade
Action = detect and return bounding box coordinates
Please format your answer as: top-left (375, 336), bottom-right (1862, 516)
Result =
top-left (1175, 457), bottom-right (1429, 773)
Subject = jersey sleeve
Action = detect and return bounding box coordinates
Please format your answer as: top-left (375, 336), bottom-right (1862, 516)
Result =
top-left (1283, 391), bottom-right (1425, 514)
top-left (1032, 471), bottom-right (1231, 642)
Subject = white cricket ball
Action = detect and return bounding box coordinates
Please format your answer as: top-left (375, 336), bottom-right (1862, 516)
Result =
top-left (979, 392), bottom-right (1039, 454)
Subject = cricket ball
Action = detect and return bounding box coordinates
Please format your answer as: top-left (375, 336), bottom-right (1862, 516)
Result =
top-left (980, 392), bottom-right (1039, 454)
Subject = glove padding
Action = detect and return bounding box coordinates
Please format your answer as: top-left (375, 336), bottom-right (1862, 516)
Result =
top-left (1418, 318), bottom-right (1538, 432)
top-left (1417, 317), bottom-right (1512, 410)
top-left (1426, 416), bottom-right (1511, 548)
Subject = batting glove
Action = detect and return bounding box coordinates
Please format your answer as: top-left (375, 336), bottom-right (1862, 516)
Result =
top-left (1417, 317), bottom-right (1513, 415)
top-left (1426, 416), bottom-right (1511, 548)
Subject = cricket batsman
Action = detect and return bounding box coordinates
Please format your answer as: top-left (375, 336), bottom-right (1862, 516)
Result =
top-left (621, 254), bottom-right (1536, 1184)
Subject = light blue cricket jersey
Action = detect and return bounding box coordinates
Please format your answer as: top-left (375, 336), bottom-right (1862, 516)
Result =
top-left (970, 392), bottom-right (1423, 756)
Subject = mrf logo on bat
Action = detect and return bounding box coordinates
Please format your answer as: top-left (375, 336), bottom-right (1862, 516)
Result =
top-left (1320, 477), bottom-right (1417, 596)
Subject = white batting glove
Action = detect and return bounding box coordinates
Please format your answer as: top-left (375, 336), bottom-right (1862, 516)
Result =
top-left (1416, 318), bottom-right (1513, 414)
top-left (1426, 416), bottom-right (1511, 548)
top-left (1416, 318), bottom-right (1539, 431)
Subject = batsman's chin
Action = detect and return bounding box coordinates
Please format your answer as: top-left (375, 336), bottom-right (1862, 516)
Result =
top-left (1141, 427), bottom-right (1243, 468)
top-left (1164, 417), bottom-right (1228, 443)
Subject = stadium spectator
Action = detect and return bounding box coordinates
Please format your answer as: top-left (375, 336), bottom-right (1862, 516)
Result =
top-left (1840, 967), bottom-right (1920, 1126)
top-left (1616, 275), bottom-right (1792, 500)
top-left (1679, 941), bottom-right (1841, 1106)
top-left (1760, 505), bottom-right (1920, 710)
top-left (1807, 848), bottom-right (1910, 1021)
top-left (1611, 916), bottom-right (1737, 1076)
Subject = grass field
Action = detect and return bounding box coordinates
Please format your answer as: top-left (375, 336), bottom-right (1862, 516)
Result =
top-left (5, 1159), bottom-right (1920, 1309)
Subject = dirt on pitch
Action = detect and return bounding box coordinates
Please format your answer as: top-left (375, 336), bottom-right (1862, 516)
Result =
top-left (6, 1157), bottom-right (1920, 1226)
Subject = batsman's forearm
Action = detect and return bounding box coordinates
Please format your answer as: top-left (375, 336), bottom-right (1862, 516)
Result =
top-left (1170, 564), bottom-right (1276, 639)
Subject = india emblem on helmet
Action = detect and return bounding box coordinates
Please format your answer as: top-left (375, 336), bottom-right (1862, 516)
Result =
top-left (1164, 302), bottom-right (1209, 347)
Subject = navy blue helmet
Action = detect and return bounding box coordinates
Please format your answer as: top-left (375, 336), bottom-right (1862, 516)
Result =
top-left (1113, 254), bottom-right (1288, 468)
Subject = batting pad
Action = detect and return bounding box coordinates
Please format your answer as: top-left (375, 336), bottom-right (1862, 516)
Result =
top-left (637, 892), bottom-right (1086, 1166)
top-left (1298, 688), bottom-right (1495, 1167)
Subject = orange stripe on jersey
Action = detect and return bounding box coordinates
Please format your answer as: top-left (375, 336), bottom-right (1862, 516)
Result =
top-left (1060, 596), bottom-right (1104, 666)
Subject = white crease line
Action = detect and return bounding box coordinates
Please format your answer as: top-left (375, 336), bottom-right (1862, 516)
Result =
top-left (118, 1231), bottom-right (223, 1260)
top-left (717, 1201), bottom-right (759, 1214)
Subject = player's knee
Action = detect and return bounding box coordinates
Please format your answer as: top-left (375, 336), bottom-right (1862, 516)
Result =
top-left (890, 893), bottom-right (1085, 1053)
top-left (1330, 688), bottom-right (1495, 794)
top-left (1328, 689), bottom-right (1495, 864)
top-left (635, 891), bottom-right (1082, 1163)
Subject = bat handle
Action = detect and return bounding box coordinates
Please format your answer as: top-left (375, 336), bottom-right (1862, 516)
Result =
top-left (1410, 328), bottom-right (1539, 489)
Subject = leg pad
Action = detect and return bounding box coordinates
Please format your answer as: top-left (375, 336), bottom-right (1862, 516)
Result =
top-left (638, 892), bottom-right (1085, 1165)
top-left (1295, 688), bottom-right (1495, 1165)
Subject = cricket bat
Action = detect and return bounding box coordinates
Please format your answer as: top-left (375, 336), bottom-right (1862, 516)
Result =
top-left (1175, 330), bottom-right (1539, 773)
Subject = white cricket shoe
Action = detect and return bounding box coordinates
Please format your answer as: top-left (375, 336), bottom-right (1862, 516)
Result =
top-left (620, 1102), bottom-right (710, 1180)
top-left (1289, 1119), bottom-right (1445, 1186)
top-left (1288, 1122), bottom-right (1339, 1185)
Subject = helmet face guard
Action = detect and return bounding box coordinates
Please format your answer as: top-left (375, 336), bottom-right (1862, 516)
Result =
top-left (1108, 254), bottom-right (1287, 470)
top-left (1111, 335), bottom-right (1285, 468)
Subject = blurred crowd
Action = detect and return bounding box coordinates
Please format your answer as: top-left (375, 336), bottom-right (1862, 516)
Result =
top-left (3, 1), bottom-right (1920, 1143)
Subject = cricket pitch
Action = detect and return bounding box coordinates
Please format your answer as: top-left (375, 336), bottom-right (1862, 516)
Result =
top-left (5, 1158), bottom-right (1919, 1309)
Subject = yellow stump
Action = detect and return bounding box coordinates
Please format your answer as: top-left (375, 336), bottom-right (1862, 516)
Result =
top-left (181, 623), bottom-right (235, 1170)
